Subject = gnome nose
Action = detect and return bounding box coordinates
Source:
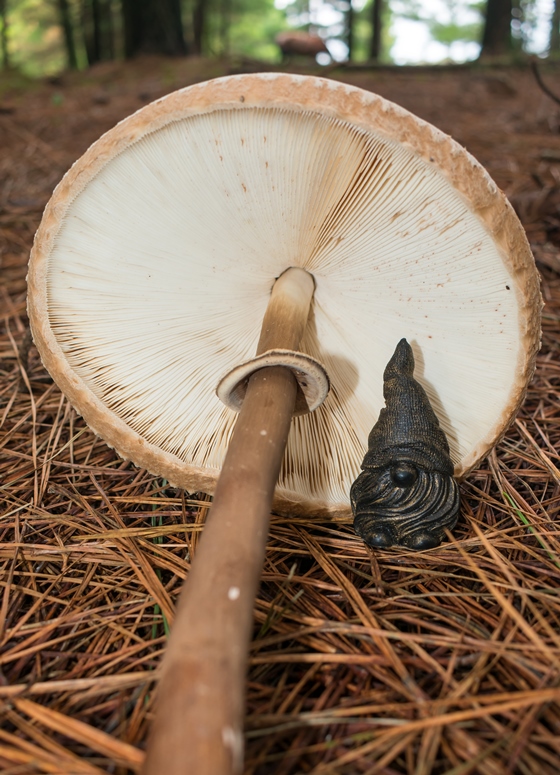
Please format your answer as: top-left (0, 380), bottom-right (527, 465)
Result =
top-left (390, 462), bottom-right (418, 487)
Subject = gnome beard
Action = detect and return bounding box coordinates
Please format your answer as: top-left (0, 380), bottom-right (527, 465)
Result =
top-left (350, 339), bottom-right (460, 551)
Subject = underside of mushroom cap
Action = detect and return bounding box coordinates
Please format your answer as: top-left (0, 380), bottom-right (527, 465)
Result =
top-left (27, 73), bottom-right (542, 519)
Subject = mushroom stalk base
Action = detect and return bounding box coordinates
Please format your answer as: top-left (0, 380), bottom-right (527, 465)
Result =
top-left (142, 268), bottom-right (315, 775)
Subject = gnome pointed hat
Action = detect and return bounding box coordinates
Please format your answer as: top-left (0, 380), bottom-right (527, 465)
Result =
top-left (362, 339), bottom-right (454, 475)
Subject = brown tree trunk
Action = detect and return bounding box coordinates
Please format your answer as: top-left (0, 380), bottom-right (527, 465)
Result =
top-left (220, 0), bottom-right (232, 57)
top-left (551, 0), bottom-right (560, 53)
top-left (0, 0), bottom-right (8, 69)
top-left (480, 0), bottom-right (512, 57)
top-left (57, 0), bottom-right (78, 69)
top-left (369, 0), bottom-right (382, 61)
top-left (347, 1), bottom-right (354, 61)
top-left (122, 0), bottom-right (187, 58)
top-left (192, 0), bottom-right (206, 55)
top-left (82, 0), bottom-right (114, 65)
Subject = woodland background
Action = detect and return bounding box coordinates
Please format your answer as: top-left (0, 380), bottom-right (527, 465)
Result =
top-left (2, 0), bottom-right (560, 774)
top-left (0, 0), bottom-right (559, 78)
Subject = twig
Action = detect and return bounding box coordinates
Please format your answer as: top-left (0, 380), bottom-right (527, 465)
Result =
top-left (530, 58), bottom-right (560, 107)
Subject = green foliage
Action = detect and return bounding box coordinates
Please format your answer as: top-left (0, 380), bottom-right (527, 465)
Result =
top-left (228, 8), bottom-right (287, 61)
top-left (6, 0), bottom-right (67, 75)
top-left (429, 18), bottom-right (482, 44)
top-left (392, 0), bottom-right (483, 51)
top-left (341, 1), bottom-right (395, 63)
top-left (351, 13), bottom-right (371, 60)
top-left (204, 0), bottom-right (287, 60)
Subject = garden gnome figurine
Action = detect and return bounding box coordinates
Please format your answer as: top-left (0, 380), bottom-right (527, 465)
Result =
top-left (351, 339), bottom-right (460, 550)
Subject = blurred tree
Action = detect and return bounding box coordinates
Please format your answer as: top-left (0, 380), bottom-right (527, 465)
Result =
top-left (197, 0), bottom-right (285, 60)
top-left (551, 0), bottom-right (560, 52)
top-left (7, 0), bottom-right (67, 75)
top-left (390, 0), bottom-right (481, 61)
top-left (0, 0), bottom-right (8, 68)
top-left (233, 1), bottom-right (286, 59)
top-left (122, 0), bottom-right (187, 57)
top-left (369, 0), bottom-right (382, 59)
top-left (480, 0), bottom-right (512, 56)
top-left (192, 0), bottom-right (205, 54)
top-left (82, 0), bottom-right (115, 64)
top-left (510, 0), bottom-right (539, 53)
top-left (220, 0), bottom-right (233, 55)
top-left (57, 0), bottom-right (78, 68)
top-left (428, 16), bottom-right (482, 48)
top-left (347, 0), bottom-right (355, 59)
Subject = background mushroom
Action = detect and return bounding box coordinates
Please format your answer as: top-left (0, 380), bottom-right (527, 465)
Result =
top-left (27, 73), bottom-right (541, 774)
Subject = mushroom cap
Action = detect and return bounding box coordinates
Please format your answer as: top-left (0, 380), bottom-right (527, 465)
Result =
top-left (27, 73), bottom-right (541, 519)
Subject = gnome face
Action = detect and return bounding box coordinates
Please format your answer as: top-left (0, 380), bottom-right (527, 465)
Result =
top-left (350, 339), bottom-right (460, 551)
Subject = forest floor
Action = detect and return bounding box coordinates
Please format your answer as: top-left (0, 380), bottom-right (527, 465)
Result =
top-left (1, 56), bottom-right (560, 774)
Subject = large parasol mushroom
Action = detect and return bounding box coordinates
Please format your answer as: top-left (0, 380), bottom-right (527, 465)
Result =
top-left (27, 74), bottom-right (541, 775)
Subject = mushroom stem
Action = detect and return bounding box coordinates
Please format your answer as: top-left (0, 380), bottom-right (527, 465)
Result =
top-left (142, 267), bottom-right (315, 775)
top-left (257, 267), bottom-right (315, 353)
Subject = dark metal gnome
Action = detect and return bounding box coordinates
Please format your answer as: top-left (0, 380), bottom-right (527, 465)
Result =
top-left (350, 339), bottom-right (460, 551)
